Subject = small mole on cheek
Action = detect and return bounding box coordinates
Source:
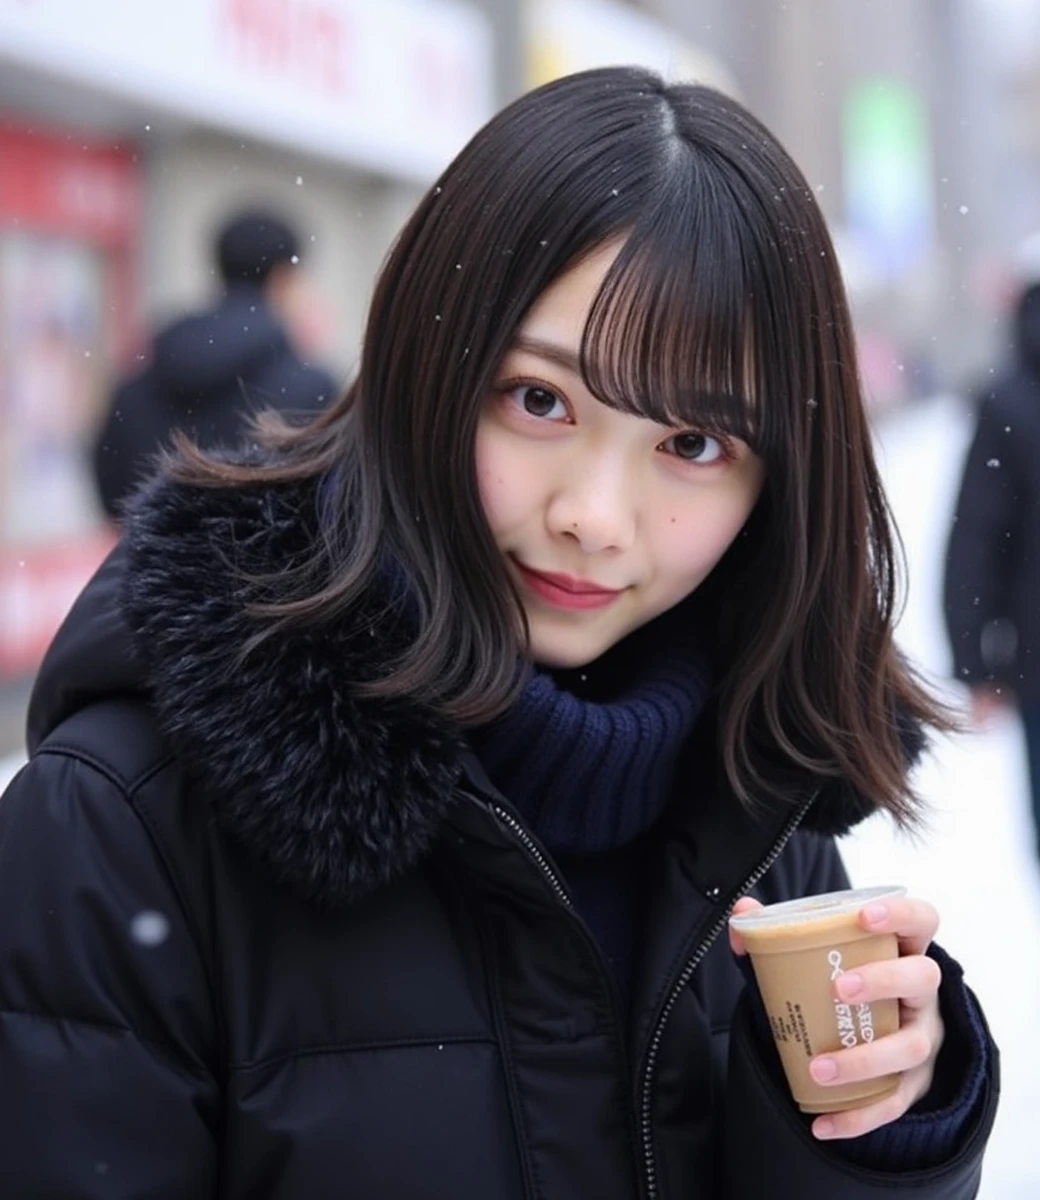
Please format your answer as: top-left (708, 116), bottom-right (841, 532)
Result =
top-left (670, 517), bottom-right (677, 524)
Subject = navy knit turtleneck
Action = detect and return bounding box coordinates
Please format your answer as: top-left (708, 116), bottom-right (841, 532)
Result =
top-left (469, 601), bottom-right (712, 1010)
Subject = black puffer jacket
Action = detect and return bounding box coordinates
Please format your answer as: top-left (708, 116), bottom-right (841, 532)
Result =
top-left (945, 282), bottom-right (1040, 702)
top-left (91, 284), bottom-right (338, 519)
top-left (0, 472), bottom-right (997, 1199)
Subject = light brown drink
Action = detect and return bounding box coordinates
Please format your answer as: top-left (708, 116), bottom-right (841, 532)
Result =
top-left (729, 886), bottom-right (906, 1114)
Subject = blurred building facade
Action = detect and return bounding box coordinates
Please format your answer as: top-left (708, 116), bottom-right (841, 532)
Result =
top-left (2, 0), bottom-right (1040, 751)
top-left (646, 0), bottom-right (1040, 405)
top-left (0, 0), bottom-right (494, 734)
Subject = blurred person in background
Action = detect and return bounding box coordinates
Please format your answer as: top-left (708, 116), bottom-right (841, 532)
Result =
top-left (944, 237), bottom-right (1040, 858)
top-left (91, 207), bottom-right (339, 519)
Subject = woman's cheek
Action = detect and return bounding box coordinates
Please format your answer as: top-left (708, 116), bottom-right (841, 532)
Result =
top-left (475, 431), bottom-right (523, 534)
top-left (660, 501), bottom-right (749, 580)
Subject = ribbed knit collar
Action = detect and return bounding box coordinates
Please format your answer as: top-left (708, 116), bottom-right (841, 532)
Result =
top-left (469, 600), bottom-right (712, 858)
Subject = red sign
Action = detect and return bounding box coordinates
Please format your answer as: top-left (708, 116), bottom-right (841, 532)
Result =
top-left (0, 125), bottom-right (142, 248)
top-left (0, 120), bottom-right (141, 681)
top-left (220, 0), bottom-right (356, 98)
top-left (0, 533), bottom-right (117, 676)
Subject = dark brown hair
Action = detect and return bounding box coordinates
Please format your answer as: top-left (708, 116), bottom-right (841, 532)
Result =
top-left (171, 66), bottom-right (951, 824)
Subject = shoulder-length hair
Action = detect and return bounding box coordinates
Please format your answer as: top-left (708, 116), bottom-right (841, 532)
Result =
top-left (171, 65), bottom-right (950, 824)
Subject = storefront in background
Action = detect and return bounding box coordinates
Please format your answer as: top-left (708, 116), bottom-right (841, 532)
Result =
top-left (0, 0), bottom-right (492, 183)
top-left (0, 124), bottom-right (141, 679)
top-left (0, 0), bottom-right (493, 692)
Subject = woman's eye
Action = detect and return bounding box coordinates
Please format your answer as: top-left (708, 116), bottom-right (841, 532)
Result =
top-left (663, 432), bottom-right (728, 464)
top-left (515, 386), bottom-right (567, 420)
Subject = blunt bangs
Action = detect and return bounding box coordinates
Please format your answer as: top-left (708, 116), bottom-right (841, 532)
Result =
top-left (580, 163), bottom-right (761, 449)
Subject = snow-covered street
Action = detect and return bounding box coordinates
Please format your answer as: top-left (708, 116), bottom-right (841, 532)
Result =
top-left (0, 394), bottom-right (1032, 1193)
top-left (843, 394), bottom-right (1039, 1198)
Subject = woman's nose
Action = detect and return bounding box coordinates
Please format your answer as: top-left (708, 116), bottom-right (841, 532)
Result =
top-left (545, 461), bottom-right (637, 553)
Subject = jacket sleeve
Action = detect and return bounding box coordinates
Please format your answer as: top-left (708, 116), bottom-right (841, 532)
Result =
top-left (0, 751), bottom-right (220, 1198)
top-left (723, 835), bottom-right (999, 1199)
top-left (943, 393), bottom-right (1020, 687)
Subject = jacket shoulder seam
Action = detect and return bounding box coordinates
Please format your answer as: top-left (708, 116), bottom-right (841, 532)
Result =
top-left (0, 1006), bottom-right (213, 1081)
top-left (30, 740), bottom-right (223, 1060)
top-left (35, 740), bottom-right (176, 797)
top-left (1, 1003), bottom-right (131, 1041)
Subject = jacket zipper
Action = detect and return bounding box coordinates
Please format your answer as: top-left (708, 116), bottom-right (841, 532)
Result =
top-left (489, 803), bottom-right (572, 906)
top-left (487, 802), bottom-right (646, 1196)
top-left (636, 790), bottom-right (819, 1200)
top-left (487, 802), bottom-right (633, 1040)
top-left (489, 789), bottom-right (818, 1200)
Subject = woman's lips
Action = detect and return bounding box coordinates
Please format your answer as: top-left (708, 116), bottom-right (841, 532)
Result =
top-left (511, 559), bottom-right (623, 611)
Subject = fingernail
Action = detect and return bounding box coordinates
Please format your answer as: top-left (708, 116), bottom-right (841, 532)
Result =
top-left (814, 1118), bottom-right (835, 1139)
top-left (862, 902), bottom-right (888, 926)
top-left (811, 1057), bottom-right (838, 1083)
top-left (838, 972), bottom-right (863, 999)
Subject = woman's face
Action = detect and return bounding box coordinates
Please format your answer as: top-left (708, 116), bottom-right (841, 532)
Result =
top-left (475, 241), bottom-right (766, 669)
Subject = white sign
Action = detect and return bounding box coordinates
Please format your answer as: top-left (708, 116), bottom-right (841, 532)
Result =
top-left (0, 0), bottom-right (494, 181)
top-left (524, 0), bottom-right (738, 95)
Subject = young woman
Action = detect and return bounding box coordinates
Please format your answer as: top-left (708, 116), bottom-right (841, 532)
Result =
top-left (0, 68), bottom-right (996, 1198)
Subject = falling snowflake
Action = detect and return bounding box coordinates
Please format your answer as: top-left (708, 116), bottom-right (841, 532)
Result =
top-left (130, 911), bottom-right (170, 947)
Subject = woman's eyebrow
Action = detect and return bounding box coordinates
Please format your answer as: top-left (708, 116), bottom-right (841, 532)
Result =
top-left (510, 335), bottom-right (583, 375)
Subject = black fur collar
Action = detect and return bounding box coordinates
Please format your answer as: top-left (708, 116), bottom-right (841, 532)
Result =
top-left (120, 469), bottom-right (917, 910)
top-left (121, 469), bottom-right (467, 911)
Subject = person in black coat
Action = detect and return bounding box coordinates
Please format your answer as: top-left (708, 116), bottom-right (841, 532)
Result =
top-left (91, 207), bottom-right (339, 519)
top-left (1, 69), bottom-right (997, 1198)
top-left (944, 277), bottom-right (1040, 855)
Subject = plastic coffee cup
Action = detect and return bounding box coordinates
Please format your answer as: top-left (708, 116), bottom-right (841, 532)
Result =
top-left (729, 885), bottom-right (907, 1114)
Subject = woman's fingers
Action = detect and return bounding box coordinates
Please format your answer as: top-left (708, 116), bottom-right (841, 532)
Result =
top-left (857, 896), bottom-right (940, 957)
top-left (809, 1019), bottom-right (940, 1088)
top-left (833, 952), bottom-right (943, 1012)
top-left (809, 1006), bottom-right (946, 1140)
top-left (811, 1082), bottom-right (916, 1141)
top-left (727, 896), bottom-right (763, 956)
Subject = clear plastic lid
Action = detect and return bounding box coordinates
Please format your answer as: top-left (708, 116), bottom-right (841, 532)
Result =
top-left (728, 885), bottom-right (907, 931)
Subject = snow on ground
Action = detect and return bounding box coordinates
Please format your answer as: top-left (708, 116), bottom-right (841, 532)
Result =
top-left (842, 393), bottom-right (1040, 1198)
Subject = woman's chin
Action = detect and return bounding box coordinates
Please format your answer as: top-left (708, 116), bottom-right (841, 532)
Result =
top-left (525, 624), bottom-right (625, 671)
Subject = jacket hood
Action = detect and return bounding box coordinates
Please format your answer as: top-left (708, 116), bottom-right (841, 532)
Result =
top-left (151, 285), bottom-right (291, 406)
top-left (28, 469), bottom-right (922, 910)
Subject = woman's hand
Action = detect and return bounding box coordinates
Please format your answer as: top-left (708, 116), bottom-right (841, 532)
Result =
top-left (729, 894), bottom-right (945, 1141)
